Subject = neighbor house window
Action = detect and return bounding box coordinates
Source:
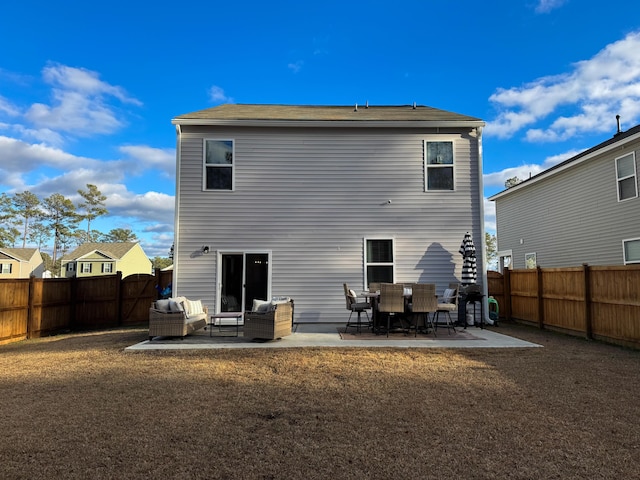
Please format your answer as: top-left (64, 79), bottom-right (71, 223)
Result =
top-left (1, 263), bottom-right (11, 274)
top-left (623, 238), bottom-right (640, 264)
top-left (525, 253), bottom-right (537, 269)
top-left (82, 263), bottom-right (92, 273)
top-left (364, 238), bottom-right (395, 286)
top-left (67, 262), bottom-right (75, 271)
top-left (424, 140), bottom-right (455, 191)
top-left (204, 139), bottom-right (234, 191)
top-left (102, 263), bottom-right (113, 273)
top-left (616, 152), bottom-right (637, 201)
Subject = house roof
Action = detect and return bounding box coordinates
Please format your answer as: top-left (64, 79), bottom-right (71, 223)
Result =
top-left (60, 242), bottom-right (139, 261)
top-left (489, 124), bottom-right (640, 201)
top-left (0, 248), bottom-right (38, 261)
top-left (172, 104), bottom-right (484, 128)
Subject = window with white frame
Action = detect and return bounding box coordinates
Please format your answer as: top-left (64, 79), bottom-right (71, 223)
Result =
top-left (424, 140), bottom-right (455, 191)
top-left (623, 238), bottom-right (640, 264)
top-left (204, 139), bottom-right (234, 190)
top-left (81, 263), bottom-right (92, 273)
top-left (525, 253), bottom-right (537, 269)
top-left (102, 262), bottom-right (113, 273)
top-left (616, 152), bottom-right (637, 201)
top-left (67, 262), bottom-right (75, 271)
top-left (1, 263), bottom-right (11, 274)
top-left (364, 238), bottom-right (395, 286)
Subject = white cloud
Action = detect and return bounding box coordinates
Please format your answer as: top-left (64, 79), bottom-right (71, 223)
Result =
top-left (486, 31), bottom-right (640, 141)
top-left (119, 145), bottom-right (176, 178)
top-left (534, 0), bottom-right (567, 14)
top-left (288, 61), bottom-right (304, 73)
top-left (209, 85), bottom-right (234, 104)
top-left (24, 64), bottom-right (141, 138)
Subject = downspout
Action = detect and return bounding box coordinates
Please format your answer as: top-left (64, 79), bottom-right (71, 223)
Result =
top-left (476, 126), bottom-right (491, 324)
top-left (173, 124), bottom-right (182, 295)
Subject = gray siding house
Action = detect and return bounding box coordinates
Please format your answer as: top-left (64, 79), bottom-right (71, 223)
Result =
top-left (171, 104), bottom-right (487, 324)
top-left (490, 124), bottom-right (640, 270)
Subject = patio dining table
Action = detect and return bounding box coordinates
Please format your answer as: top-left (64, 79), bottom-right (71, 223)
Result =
top-left (360, 287), bottom-right (413, 334)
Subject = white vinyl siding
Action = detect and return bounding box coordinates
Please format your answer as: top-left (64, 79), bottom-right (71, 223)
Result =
top-left (176, 127), bottom-right (483, 322)
top-left (494, 139), bottom-right (640, 268)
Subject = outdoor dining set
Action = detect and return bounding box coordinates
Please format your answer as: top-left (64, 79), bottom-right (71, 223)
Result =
top-left (343, 281), bottom-right (483, 337)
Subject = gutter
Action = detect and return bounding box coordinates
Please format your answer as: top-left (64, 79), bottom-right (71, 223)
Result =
top-left (171, 119), bottom-right (485, 129)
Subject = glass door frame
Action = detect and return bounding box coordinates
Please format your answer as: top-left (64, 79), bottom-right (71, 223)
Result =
top-left (216, 250), bottom-right (272, 313)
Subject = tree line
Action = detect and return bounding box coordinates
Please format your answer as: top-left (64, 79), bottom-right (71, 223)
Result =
top-left (0, 184), bottom-right (146, 274)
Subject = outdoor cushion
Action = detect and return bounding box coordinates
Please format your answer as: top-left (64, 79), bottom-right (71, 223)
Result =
top-left (156, 299), bottom-right (171, 312)
top-left (443, 288), bottom-right (456, 303)
top-left (252, 299), bottom-right (272, 313)
top-left (184, 299), bottom-right (204, 318)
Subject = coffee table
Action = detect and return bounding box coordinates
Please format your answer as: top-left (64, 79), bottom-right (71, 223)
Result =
top-left (208, 312), bottom-right (243, 337)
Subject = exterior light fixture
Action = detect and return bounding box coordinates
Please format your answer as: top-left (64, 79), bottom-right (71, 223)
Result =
top-left (202, 246), bottom-right (210, 254)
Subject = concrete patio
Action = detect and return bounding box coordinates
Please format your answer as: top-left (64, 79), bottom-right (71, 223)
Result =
top-left (126, 322), bottom-right (541, 351)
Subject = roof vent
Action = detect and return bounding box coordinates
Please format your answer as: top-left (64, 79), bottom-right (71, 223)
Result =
top-left (614, 114), bottom-right (623, 137)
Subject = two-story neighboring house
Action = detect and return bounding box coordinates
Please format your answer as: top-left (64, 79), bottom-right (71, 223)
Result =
top-left (490, 124), bottom-right (640, 269)
top-left (60, 242), bottom-right (152, 278)
top-left (0, 248), bottom-right (44, 278)
top-left (171, 104), bottom-right (487, 323)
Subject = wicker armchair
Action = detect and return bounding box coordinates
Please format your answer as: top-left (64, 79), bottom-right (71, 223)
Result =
top-left (244, 300), bottom-right (293, 340)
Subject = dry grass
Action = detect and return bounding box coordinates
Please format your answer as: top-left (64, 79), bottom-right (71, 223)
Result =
top-left (1, 323), bottom-right (639, 479)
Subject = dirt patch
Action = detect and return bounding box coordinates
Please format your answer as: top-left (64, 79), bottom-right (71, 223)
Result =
top-left (1, 323), bottom-right (639, 479)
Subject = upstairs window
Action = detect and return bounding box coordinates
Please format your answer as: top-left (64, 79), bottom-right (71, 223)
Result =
top-left (67, 263), bottom-right (75, 271)
top-left (616, 152), bottom-right (637, 201)
top-left (364, 238), bottom-right (395, 286)
top-left (204, 139), bottom-right (234, 191)
top-left (82, 263), bottom-right (92, 273)
top-left (1, 263), bottom-right (11, 274)
top-left (102, 263), bottom-right (113, 273)
top-left (424, 140), bottom-right (455, 191)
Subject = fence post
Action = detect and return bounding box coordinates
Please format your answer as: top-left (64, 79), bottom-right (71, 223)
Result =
top-left (70, 275), bottom-right (78, 331)
top-left (583, 263), bottom-right (593, 340)
top-left (537, 266), bottom-right (544, 330)
top-left (27, 275), bottom-right (35, 339)
top-left (116, 271), bottom-right (123, 326)
top-left (503, 267), bottom-right (511, 321)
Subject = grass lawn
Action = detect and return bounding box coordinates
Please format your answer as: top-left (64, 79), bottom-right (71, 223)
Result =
top-left (1, 323), bottom-right (639, 479)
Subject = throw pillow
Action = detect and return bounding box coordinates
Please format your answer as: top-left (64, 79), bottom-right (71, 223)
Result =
top-left (252, 299), bottom-right (271, 313)
top-left (156, 299), bottom-right (171, 312)
top-left (169, 298), bottom-right (185, 313)
top-left (184, 299), bottom-right (203, 318)
top-left (443, 288), bottom-right (456, 303)
top-left (348, 289), bottom-right (357, 299)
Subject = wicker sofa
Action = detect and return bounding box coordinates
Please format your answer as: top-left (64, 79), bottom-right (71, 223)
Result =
top-left (244, 299), bottom-right (294, 340)
top-left (148, 297), bottom-right (208, 341)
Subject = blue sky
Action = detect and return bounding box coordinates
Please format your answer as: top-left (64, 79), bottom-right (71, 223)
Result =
top-left (2, 0), bottom-right (640, 257)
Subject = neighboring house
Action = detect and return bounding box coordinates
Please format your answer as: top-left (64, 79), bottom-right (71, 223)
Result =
top-left (60, 242), bottom-right (153, 278)
top-left (0, 248), bottom-right (44, 278)
top-left (171, 104), bottom-right (487, 323)
top-left (490, 123), bottom-right (640, 270)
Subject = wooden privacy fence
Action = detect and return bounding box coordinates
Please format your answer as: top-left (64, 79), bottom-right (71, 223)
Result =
top-left (0, 269), bottom-right (173, 345)
top-left (488, 265), bottom-right (640, 349)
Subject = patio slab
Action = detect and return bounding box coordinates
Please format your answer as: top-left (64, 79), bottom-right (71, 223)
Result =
top-left (125, 323), bottom-right (541, 351)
